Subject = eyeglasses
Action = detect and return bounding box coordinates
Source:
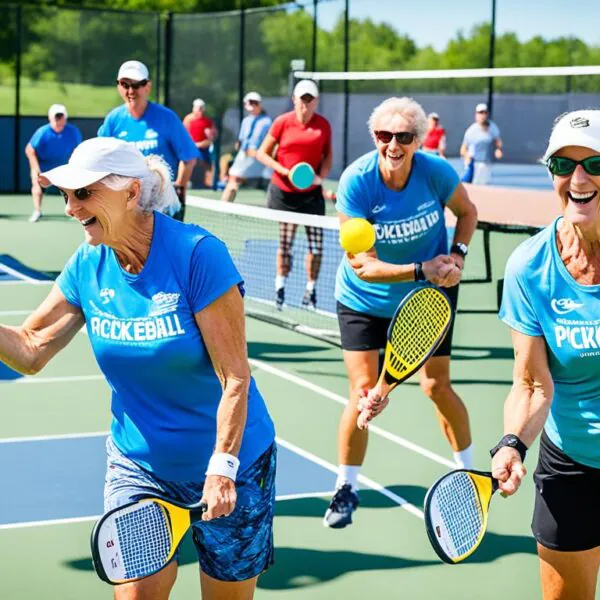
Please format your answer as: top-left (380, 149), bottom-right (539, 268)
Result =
top-left (299, 94), bottom-right (316, 103)
top-left (53, 113), bottom-right (65, 119)
top-left (247, 100), bottom-right (259, 106)
top-left (374, 131), bottom-right (416, 145)
top-left (117, 79), bottom-right (148, 90)
top-left (546, 155), bottom-right (600, 177)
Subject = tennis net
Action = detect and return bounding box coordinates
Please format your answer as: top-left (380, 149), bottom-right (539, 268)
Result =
top-left (185, 189), bottom-right (558, 344)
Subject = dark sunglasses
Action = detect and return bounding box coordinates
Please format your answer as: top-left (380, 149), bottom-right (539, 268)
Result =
top-left (61, 188), bottom-right (94, 202)
top-left (53, 113), bottom-right (65, 119)
top-left (247, 100), bottom-right (259, 106)
top-left (546, 155), bottom-right (600, 177)
top-left (374, 131), bottom-right (416, 145)
top-left (117, 79), bottom-right (148, 90)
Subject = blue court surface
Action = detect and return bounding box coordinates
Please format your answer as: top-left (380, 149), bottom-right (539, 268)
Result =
top-left (0, 435), bottom-right (337, 527)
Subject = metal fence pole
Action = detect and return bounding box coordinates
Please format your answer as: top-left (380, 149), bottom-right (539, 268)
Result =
top-left (487, 0), bottom-right (496, 115)
top-left (14, 4), bottom-right (22, 193)
top-left (343, 0), bottom-right (349, 169)
top-left (156, 12), bottom-right (162, 105)
top-left (239, 4), bottom-right (245, 124)
top-left (311, 0), bottom-right (318, 71)
top-left (164, 11), bottom-right (173, 107)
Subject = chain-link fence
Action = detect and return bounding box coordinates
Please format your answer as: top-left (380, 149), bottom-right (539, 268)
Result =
top-left (2, 0), bottom-right (599, 192)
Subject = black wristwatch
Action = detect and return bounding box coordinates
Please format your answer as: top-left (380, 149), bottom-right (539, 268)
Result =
top-left (490, 434), bottom-right (528, 462)
top-left (414, 262), bottom-right (426, 282)
top-left (450, 242), bottom-right (468, 259)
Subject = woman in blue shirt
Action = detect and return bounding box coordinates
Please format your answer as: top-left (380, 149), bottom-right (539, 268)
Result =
top-left (493, 110), bottom-right (600, 600)
top-left (0, 138), bottom-right (276, 599)
top-left (324, 97), bottom-right (478, 529)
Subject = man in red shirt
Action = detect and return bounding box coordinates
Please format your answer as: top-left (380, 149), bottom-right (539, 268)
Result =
top-left (183, 98), bottom-right (217, 185)
top-left (256, 79), bottom-right (333, 310)
top-left (422, 112), bottom-right (447, 158)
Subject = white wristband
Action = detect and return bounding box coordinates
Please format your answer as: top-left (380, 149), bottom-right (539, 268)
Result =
top-left (206, 453), bottom-right (240, 482)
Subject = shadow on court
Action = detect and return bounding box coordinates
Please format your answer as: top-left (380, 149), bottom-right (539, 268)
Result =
top-left (248, 341), bottom-right (340, 363)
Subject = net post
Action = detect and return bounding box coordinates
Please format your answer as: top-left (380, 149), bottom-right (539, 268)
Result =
top-left (289, 59), bottom-right (305, 110)
top-left (486, 0), bottom-right (497, 115)
top-left (311, 0), bottom-right (318, 71)
top-left (155, 11), bottom-right (162, 105)
top-left (238, 3), bottom-right (246, 125)
top-left (14, 3), bottom-right (22, 193)
top-left (343, 0), bottom-right (350, 168)
top-left (164, 11), bottom-right (173, 107)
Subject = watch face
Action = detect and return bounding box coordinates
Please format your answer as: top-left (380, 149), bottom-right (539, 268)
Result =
top-left (504, 434), bottom-right (518, 447)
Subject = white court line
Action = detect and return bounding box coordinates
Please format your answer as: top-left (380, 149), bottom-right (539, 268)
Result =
top-left (0, 280), bottom-right (52, 286)
top-left (0, 431), bottom-right (414, 529)
top-left (0, 310), bottom-right (32, 316)
top-left (0, 264), bottom-right (52, 285)
top-left (0, 374), bottom-right (104, 385)
top-left (0, 431), bottom-right (109, 444)
top-left (250, 359), bottom-right (456, 469)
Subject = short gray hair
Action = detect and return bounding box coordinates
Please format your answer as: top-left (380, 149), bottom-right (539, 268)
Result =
top-left (99, 154), bottom-right (180, 214)
top-left (368, 97), bottom-right (428, 144)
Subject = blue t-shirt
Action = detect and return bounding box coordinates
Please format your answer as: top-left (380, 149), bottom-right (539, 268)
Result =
top-left (462, 121), bottom-right (501, 163)
top-left (98, 102), bottom-right (200, 179)
top-left (499, 218), bottom-right (600, 468)
top-left (56, 212), bottom-right (275, 481)
top-left (29, 123), bottom-right (82, 172)
top-left (239, 114), bottom-right (272, 152)
top-left (335, 151), bottom-right (459, 317)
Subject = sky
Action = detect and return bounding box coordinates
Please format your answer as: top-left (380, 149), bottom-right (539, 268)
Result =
top-left (313, 0), bottom-right (600, 51)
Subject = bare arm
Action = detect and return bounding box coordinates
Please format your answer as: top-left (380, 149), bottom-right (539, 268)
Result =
top-left (438, 135), bottom-right (447, 158)
top-left (317, 145), bottom-right (333, 180)
top-left (175, 159), bottom-right (197, 188)
top-left (492, 331), bottom-right (553, 495)
top-left (0, 285), bottom-right (85, 375)
top-left (460, 142), bottom-right (468, 158)
top-left (256, 134), bottom-right (289, 177)
top-left (25, 144), bottom-right (41, 185)
top-left (446, 182), bottom-right (478, 270)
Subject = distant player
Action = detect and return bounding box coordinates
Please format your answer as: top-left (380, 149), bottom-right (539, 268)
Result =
top-left (98, 60), bottom-right (199, 221)
top-left (25, 104), bottom-right (82, 223)
top-left (421, 112), bottom-right (447, 158)
top-left (183, 98), bottom-right (218, 188)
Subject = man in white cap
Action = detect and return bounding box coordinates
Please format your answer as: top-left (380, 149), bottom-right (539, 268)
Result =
top-left (221, 91), bottom-right (272, 202)
top-left (460, 102), bottom-right (503, 185)
top-left (182, 98), bottom-right (218, 187)
top-left (24, 103), bottom-right (82, 222)
top-left (98, 60), bottom-right (200, 221)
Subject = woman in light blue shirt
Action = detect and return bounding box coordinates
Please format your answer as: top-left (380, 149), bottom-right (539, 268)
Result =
top-left (323, 97), bottom-right (478, 529)
top-left (493, 109), bottom-right (600, 600)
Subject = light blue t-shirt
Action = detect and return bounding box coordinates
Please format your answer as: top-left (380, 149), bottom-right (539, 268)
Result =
top-left (499, 217), bottom-right (600, 468)
top-left (239, 113), bottom-right (272, 152)
top-left (29, 123), bottom-right (82, 172)
top-left (335, 151), bottom-right (459, 317)
top-left (462, 121), bottom-right (501, 163)
top-left (98, 102), bottom-right (200, 179)
top-left (56, 212), bottom-right (275, 481)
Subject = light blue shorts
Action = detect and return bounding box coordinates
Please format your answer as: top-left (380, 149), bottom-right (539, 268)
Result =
top-left (104, 436), bottom-right (276, 581)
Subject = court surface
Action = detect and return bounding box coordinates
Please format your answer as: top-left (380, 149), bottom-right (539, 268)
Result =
top-left (0, 186), bottom-right (595, 600)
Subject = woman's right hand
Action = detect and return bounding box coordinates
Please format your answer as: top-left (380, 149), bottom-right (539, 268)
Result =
top-left (356, 385), bottom-right (390, 430)
top-left (491, 447), bottom-right (527, 497)
top-left (422, 255), bottom-right (461, 287)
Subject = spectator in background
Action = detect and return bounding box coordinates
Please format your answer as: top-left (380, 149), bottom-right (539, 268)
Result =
top-left (183, 98), bottom-right (218, 188)
top-left (460, 103), bottom-right (503, 185)
top-left (221, 91), bottom-right (272, 203)
top-left (421, 112), bottom-right (447, 158)
top-left (25, 104), bottom-right (82, 223)
top-left (98, 60), bottom-right (199, 221)
top-left (256, 79), bottom-right (333, 311)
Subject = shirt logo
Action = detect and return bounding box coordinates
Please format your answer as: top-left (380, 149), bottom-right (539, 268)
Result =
top-left (570, 117), bottom-right (590, 129)
top-left (118, 131), bottom-right (128, 138)
top-left (145, 128), bottom-right (159, 139)
top-left (372, 204), bottom-right (387, 214)
top-left (551, 298), bottom-right (584, 315)
top-left (150, 292), bottom-right (180, 316)
top-left (100, 288), bottom-right (115, 305)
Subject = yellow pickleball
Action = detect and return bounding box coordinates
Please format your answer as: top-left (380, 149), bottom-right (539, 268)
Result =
top-left (339, 218), bottom-right (376, 254)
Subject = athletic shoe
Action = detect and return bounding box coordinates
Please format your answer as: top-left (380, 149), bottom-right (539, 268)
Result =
top-left (302, 288), bottom-right (317, 310)
top-left (323, 484), bottom-right (359, 529)
top-left (29, 210), bottom-right (42, 223)
top-left (275, 287), bottom-right (285, 310)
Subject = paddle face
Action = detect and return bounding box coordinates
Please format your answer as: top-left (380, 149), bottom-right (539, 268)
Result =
top-left (382, 286), bottom-right (452, 387)
top-left (424, 469), bottom-right (497, 564)
top-left (91, 498), bottom-right (202, 585)
top-left (289, 162), bottom-right (315, 190)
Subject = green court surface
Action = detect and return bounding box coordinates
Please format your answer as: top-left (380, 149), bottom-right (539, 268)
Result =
top-left (0, 192), bottom-right (585, 600)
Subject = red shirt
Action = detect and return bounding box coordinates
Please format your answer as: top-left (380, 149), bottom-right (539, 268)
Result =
top-left (269, 111), bottom-right (332, 192)
top-left (422, 126), bottom-right (446, 151)
top-left (183, 113), bottom-right (215, 143)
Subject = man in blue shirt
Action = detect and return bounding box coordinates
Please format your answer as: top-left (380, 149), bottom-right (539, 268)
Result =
top-left (460, 103), bottom-right (503, 185)
top-left (98, 60), bottom-right (200, 221)
top-left (25, 103), bottom-right (82, 223)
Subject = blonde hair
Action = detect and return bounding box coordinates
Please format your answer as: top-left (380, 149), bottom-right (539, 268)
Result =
top-left (100, 155), bottom-right (180, 214)
top-left (368, 97), bottom-right (428, 144)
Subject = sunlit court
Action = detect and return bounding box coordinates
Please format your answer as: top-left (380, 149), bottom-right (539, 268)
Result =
top-left (2, 0), bottom-right (600, 598)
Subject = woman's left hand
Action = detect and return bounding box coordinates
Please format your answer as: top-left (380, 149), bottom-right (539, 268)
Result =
top-left (200, 475), bottom-right (237, 521)
top-left (347, 253), bottom-right (391, 283)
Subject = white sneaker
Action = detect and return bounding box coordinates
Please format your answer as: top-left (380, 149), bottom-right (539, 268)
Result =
top-left (29, 211), bottom-right (42, 223)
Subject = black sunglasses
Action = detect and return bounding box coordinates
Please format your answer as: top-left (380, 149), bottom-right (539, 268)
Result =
top-left (247, 100), bottom-right (259, 106)
top-left (53, 113), bottom-right (65, 119)
top-left (61, 188), bottom-right (94, 202)
top-left (117, 79), bottom-right (148, 90)
top-left (374, 131), bottom-right (416, 145)
top-left (546, 155), bottom-right (600, 177)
